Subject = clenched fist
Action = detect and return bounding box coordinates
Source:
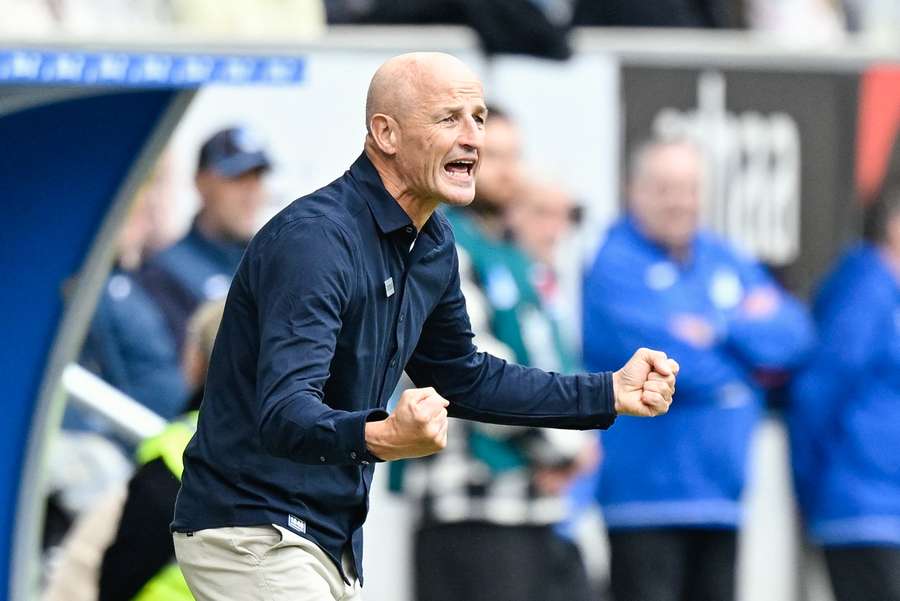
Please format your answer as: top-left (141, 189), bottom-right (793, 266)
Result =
top-left (613, 348), bottom-right (679, 417)
top-left (364, 387), bottom-right (449, 461)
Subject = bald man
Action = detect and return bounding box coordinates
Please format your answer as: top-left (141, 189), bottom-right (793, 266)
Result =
top-left (171, 53), bottom-right (678, 601)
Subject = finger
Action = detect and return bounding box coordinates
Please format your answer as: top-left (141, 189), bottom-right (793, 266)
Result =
top-left (641, 379), bottom-right (671, 396)
top-left (402, 387), bottom-right (434, 406)
top-left (428, 412), bottom-right (448, 438)
top-left (646, 371), bottom-right (670, 382)
top-left (417, 390), bottom-right (449, 408)
top-left (641, 390), bottom-right (671, 413)
top-left (418, 399), bottom-right (448, 422)
top-left (668, 359), bottom-right (680, 376)
top-left (438, 414), bottom-right (449, 445)
top-left (644, 375), bottom-right (676, 394)
top-left (411, 387), bottom-right (437, 401)
top-left (638, 348), bottom-right (672, 376)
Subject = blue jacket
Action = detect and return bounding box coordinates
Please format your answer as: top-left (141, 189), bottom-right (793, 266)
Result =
top-left (140, 221), bottom-right (246, 353)
top-left (173, 154), bottom-right (618, 583)
top-left (789, 243), bottom-right (900, 547)
top-left (583, 217), bottom-right (813, 528)
top-left (79, 267), bottom-right (187, 421)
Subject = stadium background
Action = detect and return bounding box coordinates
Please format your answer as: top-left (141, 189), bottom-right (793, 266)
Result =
top-left (2, 3), bottom-right (900, 600)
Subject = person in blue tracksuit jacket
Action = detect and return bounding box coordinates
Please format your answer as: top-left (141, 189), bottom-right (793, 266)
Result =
top-left (789, 180), bottom-right (900, 601)
top-left (77, 186), bottom-right (186, 422)
top-left (583, 137), bottom-right (813, 601)
top-left (139, 126), bottom-right (271, 363)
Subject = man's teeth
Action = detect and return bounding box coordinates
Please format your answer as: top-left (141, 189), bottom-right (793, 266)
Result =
top-left (446, 160), bottom-right (474, 175)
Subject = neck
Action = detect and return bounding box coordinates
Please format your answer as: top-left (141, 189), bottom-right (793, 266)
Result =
top-left (195, 209), bottom-right (222, 241)
top-left (365, 145), bottom-right (438, 230)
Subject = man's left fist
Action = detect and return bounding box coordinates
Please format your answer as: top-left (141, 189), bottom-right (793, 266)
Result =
top-left (612, 347), bottom-right (679, 417)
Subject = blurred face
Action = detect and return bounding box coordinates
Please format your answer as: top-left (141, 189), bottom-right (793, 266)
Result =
top-left (117, 192), bottom-right (153, 269)
top-left (885, 211), bottom-right (900, 255)
top-left (196, 168), bottom-right (266, 242)
top-left (393, 70), bottom-right (486, 207)
top-left (476, 117), bottom-right (523, 210)
top-left (629, 142), bottom-right (702, 253)
top-left (509, 185), bottom-right (575, 265)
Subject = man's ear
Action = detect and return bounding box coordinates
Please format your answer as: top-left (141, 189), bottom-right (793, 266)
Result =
top-left (195, 171), bottom-right (212, 200)
top-left (369, 114), bottom-right (399, 156)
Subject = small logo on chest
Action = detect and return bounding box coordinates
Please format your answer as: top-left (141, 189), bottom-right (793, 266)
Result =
top-left (384, 277), bottom-right (395, 298)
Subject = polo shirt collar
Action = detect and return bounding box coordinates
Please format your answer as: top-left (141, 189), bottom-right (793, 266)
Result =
top-left (350, 153), bottom-right (414, 235)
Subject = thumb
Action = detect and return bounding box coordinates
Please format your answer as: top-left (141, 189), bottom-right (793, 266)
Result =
top-left (638, 348), bottom-right (671, 376)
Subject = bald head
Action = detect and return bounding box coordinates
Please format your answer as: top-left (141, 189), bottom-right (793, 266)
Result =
top-left (363, 52), bottom-right (486, 218)
top-left (365, 52), bottom-right (481, 133)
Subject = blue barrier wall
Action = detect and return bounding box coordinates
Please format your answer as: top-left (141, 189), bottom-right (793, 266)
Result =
top-left (0, 89), bottom-right (178, 598)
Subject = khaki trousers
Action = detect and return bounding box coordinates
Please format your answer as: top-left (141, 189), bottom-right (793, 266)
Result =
top-left (173, 526), bottom-right (362, 601)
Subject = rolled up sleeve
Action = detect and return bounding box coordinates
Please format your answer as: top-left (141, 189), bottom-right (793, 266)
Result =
top-left (252, 217), bottom-right (387, 465)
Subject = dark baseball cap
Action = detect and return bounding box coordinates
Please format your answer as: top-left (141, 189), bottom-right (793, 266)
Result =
top-left (197, 126), bottom-right (272, 178)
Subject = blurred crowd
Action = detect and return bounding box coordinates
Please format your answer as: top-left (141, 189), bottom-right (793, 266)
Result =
top-left (36, 92), bottom-right (900, 601)
top-left (2, 0), bottom-right (900, 51)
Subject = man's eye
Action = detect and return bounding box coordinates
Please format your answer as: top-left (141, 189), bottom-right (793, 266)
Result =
top-left (441, 116), bottom-right (455, 123)
top-left (474, 116), bottom-right (485, 125)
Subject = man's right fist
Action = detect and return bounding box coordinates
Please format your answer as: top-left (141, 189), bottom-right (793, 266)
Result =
top-left (365, 387), bottom-right (450, 461)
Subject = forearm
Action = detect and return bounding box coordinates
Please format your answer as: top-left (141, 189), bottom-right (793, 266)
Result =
top-left (727, 310), bottom-right (814, 370)
top-left (409, 352), bottom-right (616, 430)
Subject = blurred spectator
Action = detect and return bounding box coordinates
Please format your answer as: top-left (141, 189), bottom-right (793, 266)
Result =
top-left (394, 107), bottom-right (594, 601)
top-left (582, 137), bottom-right (813, 601)
top-left (326, 0), bottom-right (574, 58)
top-left (788, 178), bottom-right (900, 601)
top-left (42, 486), bottom-right (127, 601)
top-left (745, 0), bottom-right (845, 44)
top-left (168, 0), bottom-right (325, 37)
top-left (139, 126), bottom-right (270, 399)
top-left (79, 162), bottom-right (188, 420)
top-left (97, 299), bottom-right (225, 601)
top-left (42, 300), bottom-right (223, 601)
top-left (843, 0), bottom-right (900, 42)
top-left (0, 0), bottom-right (324, 37)
top-left (506, 177), bottom-right (582, 334)
top-left (573, 0), bottom-right (738, 27)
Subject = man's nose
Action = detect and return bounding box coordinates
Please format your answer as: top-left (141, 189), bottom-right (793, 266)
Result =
top-left (458, 117), bottom-right (484, 150)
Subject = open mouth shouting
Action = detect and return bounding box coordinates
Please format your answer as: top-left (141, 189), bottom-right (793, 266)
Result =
top-left (443, 157), bottom-right (477, 182)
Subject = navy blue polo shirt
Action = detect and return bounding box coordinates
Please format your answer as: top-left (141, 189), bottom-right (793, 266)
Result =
top-left (172, 152), bottom-right (617, 583)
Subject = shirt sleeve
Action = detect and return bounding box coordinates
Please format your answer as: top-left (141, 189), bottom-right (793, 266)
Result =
top-left (252, 218), bottom-right (387, 466)
top-left (405, 248), bottom-right (616, 430)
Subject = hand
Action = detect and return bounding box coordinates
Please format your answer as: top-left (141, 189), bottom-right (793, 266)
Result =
top-left (533, 437), bottom-right (600, 496)
top-left (612, 348), bottom-right (679, 417)
top-left (365, 387), bottom-right (449, 461)
top-left (670, 314), bottom-right (716, 348)
top-left (741, 287), bottom-right (779, 319)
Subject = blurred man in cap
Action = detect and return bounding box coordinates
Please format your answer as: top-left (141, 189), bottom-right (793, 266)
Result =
top-left (141, 125), bottom-right (271, 363)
